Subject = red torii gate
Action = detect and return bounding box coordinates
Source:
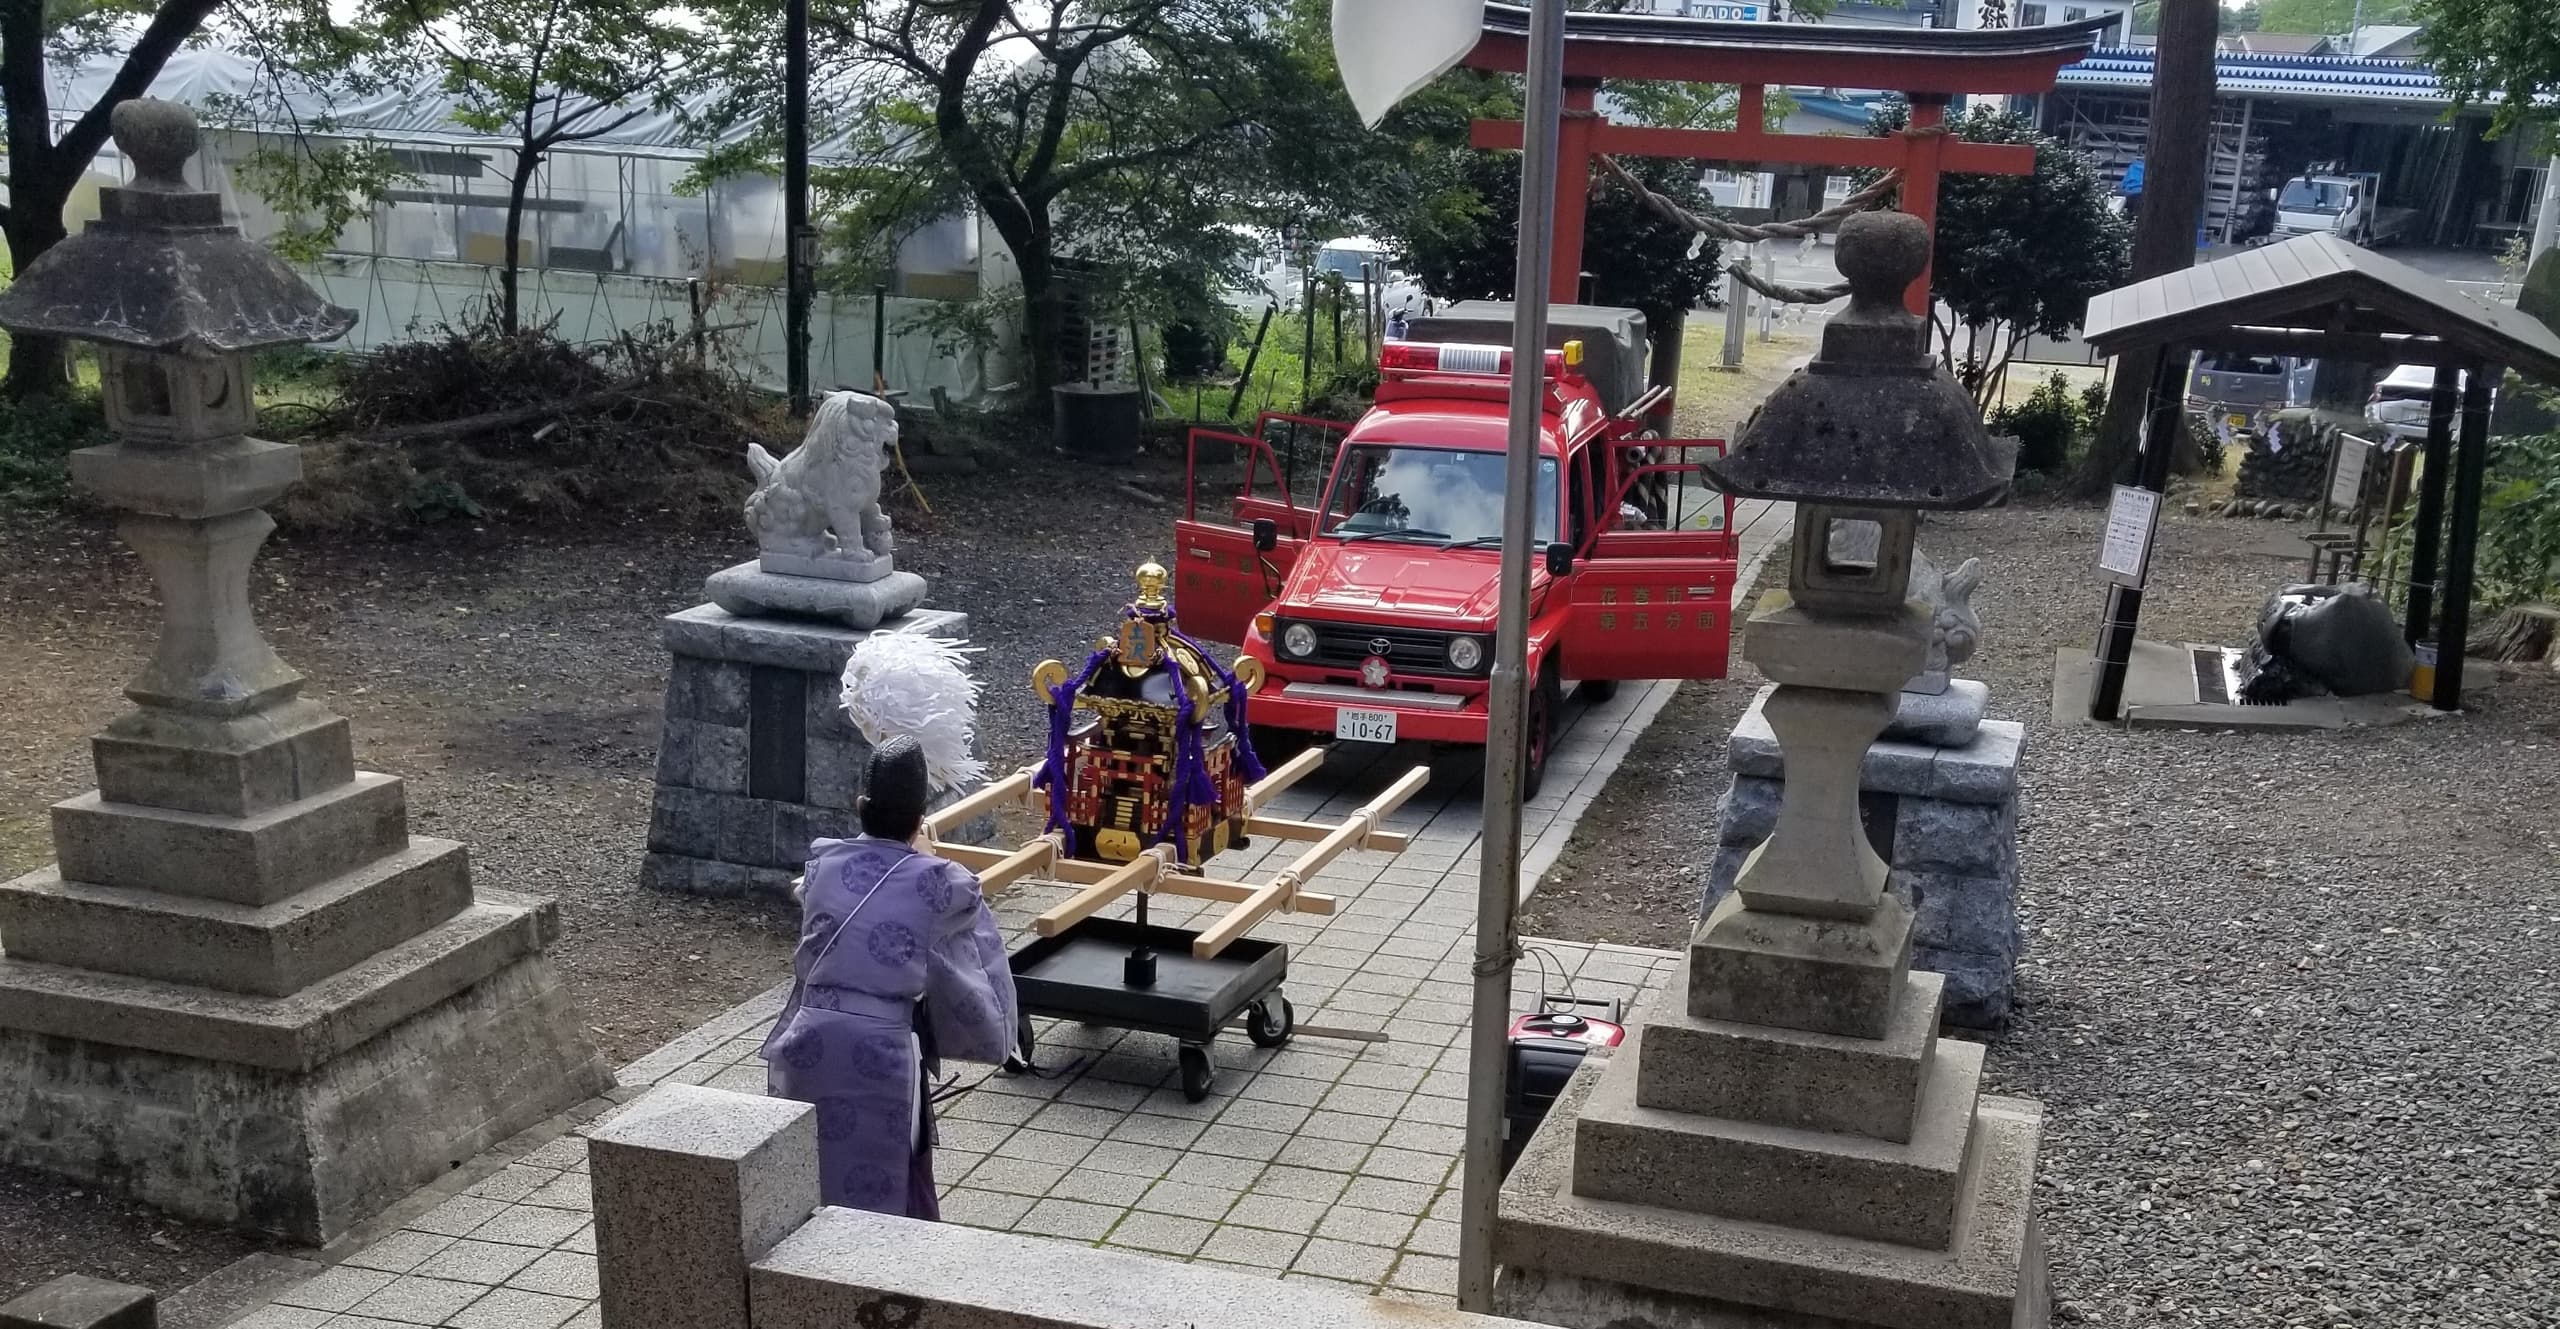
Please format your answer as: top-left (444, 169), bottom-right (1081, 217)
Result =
top-left (1462, 7), bottom-right (2117, 315)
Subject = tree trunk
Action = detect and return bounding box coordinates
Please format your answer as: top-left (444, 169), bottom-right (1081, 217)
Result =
top-left (1011, 228), bottom-right (1069, 398)
top-left (499, 150), bottom-right (540, 335)
top-left (2, 182), bottom-right (72, 398)
top-left (2076, 0), bottom-right (2218, 497)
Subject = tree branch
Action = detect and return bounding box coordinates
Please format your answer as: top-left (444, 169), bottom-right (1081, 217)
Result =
top-left (56, 0), bottom-right (227, 167)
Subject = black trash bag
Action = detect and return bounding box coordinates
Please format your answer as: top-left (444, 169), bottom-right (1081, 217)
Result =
top-left (2244, 583), bottom-right (2414, 701)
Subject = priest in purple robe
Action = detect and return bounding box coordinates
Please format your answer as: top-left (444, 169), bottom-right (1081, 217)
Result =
top-left (763, 736), bottom-right (1020, 1219)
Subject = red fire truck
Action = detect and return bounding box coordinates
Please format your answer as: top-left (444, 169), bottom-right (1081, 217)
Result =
top-left (1173, 305), bottom-right (1739, 797)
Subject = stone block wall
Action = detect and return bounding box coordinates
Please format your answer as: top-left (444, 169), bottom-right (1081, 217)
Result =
top-left (1700, 686), bottom-right (2026, 1028)
top-left (643, 606), bottom-right (989, 900)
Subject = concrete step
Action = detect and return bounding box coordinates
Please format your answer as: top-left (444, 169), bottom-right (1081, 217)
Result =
top-left (1572, 1025), bottom-right (1984, 1248)
top-left (1636, 965), bottom-right (1941, 1143)
top-left (1502, 1051), bottom-right (2047, 1329)
top-left (0, 838), bottom-right (473, 997)
top-left (50, 772), bottom-right (409, 906)
top-left (0, 891), bottom-right (556, 1072)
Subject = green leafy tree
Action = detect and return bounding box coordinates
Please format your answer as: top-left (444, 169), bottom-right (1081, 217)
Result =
top-left (2416, 0), bottom-right (2560, 148)
top-left (1866, 101), bottom-right (2130, 407)
top-left (369, 0), bottom-right (695, 333)
top-left (2255, 0), bottom-right (2411, 33)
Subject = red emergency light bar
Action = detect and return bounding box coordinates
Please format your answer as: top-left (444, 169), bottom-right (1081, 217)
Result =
top-left (1380, 340), bottom-right (1583, 379)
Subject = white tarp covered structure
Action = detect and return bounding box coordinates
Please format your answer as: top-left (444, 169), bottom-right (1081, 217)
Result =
top-left (34, 45), bottom-right (1018, 402)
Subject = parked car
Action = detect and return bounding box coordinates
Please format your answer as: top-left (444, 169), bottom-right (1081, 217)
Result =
top-left (1313, 236), bottom-right (1434, 317)
top-left (2365, 363), bottom-right (2471, 448)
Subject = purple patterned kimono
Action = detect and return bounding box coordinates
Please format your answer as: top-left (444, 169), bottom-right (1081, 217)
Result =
top-left (762, 834), bottom-right (1019, 1218)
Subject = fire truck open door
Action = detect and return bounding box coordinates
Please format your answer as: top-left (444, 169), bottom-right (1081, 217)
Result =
top-left (1564, 440), bottom-right (1740, 681)
top-left (1171, 413), bottom-right (1345, 645)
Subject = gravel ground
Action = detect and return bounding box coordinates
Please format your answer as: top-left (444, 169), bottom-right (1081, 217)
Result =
top-left (1529, 502), bottom-right (2560, 1327)
top-left (0, 445), bottom-right (1172, 1298)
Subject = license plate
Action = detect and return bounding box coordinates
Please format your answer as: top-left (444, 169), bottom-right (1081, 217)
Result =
top-left (1334, 708), bottom-right (1398, 744)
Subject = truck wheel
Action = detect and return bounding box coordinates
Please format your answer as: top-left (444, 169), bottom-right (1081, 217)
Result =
top-left (1577, 679), bottom-right (1619, 705)
top-left (1522, 668), bottom-right (1560, 802)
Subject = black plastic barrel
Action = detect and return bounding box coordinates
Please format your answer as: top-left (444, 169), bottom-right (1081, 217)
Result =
top-left (1052, 383), bottom-right (1143, 458)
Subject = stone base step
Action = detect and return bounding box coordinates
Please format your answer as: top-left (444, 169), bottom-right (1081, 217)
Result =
top-left (0, 838), bottom-right (472, 997)
top-left (1638, 966), bottom-right (1942, 1143)
top-left (51, 772), bottom-right (409, 905)
top-left (1574, 1027), bottom-right (1984, 1248)
top-left (92, 698), bottom-right (355, 819)
top-left (0, 891), bottom-right (557, 1072)
top-left (1502, 1052), bottom-right (2047, 1329)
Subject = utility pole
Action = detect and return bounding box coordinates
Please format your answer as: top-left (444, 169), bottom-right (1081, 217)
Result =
top-left (784, 0), bottom-right (814, 416)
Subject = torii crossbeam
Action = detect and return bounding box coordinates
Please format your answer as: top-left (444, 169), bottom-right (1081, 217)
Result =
top-left (1462, 6), bottom-right (2117, 314)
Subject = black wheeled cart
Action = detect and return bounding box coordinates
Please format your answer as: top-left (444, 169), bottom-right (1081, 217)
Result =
top-left (1007, 914), bottom-right (1295, 1102)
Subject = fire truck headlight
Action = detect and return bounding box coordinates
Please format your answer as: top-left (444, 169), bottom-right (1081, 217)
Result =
top-left (1280, 623), bottom-right (1319, 659)
top-left (1447, 635), bottom-right (1486, 672)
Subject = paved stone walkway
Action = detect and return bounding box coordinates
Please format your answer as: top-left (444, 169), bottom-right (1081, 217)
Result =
top-left (231, 503), bottom-right (1793, 1328)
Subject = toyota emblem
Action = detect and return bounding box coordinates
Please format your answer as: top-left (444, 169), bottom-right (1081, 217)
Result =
top-left (1359, 655), bottom-right (1392, 689)
top-left (1367, 637), bottom-right (1394, 658)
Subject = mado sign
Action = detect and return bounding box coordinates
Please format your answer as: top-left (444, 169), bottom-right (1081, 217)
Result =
top-left (1690, 2), bottom-right (1768, 18)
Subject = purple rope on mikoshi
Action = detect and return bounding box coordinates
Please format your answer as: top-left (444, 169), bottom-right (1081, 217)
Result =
top-left (1034, 647), bottom-right (1111, 833)
top-left (1172, 625), bottom-right (1267, 782)
top-left (1157, 666), bottom-right (1224, 864)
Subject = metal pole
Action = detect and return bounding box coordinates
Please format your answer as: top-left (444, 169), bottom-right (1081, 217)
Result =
top-left (1460, 0), bottom-right (1564, 1313)
top-left (2402, 363), bottom-right (2460, 646)
top-left (2434, 367), bottom-right (2494, 710)
top-left (2222, 97), bottom-right (2254, 245)
top-left (783, 0), bottom-right (812, 416)
top-left (1722, 258), bottom-right (1747, 368)
top-left (872, 283), bottom-right (889, 392)
top-left (2088, 344), bottom-right (2186, 721)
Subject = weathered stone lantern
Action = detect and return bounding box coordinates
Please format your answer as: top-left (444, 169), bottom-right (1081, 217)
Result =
top-left (1495, 212), bottom-right (2052, 1329)
top-left (0, 100), bottom-right (608, 1242)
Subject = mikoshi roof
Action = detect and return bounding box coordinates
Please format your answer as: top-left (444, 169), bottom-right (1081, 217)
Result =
top-left (2081, 233), bottom-right (2560, 387)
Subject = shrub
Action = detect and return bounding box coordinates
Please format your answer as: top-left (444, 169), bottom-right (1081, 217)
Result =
top-left (0, 393), bottom-right (111, 508)
top-left (1988, 372), bottom-right (2085, 474)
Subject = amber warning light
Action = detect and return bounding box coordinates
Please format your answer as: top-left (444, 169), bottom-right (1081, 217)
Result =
top-left (1380, 339), bottom-right (1584, 379)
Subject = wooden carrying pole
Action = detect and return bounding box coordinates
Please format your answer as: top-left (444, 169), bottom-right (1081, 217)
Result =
top-left (915, 766), bottom-right (1040, 846)
top-left (1192, 765), bottom-right (1431, 959)
top-left (1034, 846), bottom-right (1171, 937)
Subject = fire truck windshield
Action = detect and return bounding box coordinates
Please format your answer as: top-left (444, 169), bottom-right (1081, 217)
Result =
top-left (1320, 445), bottom-right (1560, 546)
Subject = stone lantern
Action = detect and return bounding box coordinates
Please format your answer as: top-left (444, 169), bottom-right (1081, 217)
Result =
top-left (0, 101), bottom-right (609, 1242)
top-left (1494, 212), bottom-right (2052, 1329)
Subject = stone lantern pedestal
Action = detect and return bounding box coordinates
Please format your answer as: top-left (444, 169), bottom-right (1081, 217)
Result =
top-left (0, 101), bottom-right (609, 1242)
top-left (1493, 212), bottom-right (2051, 1329)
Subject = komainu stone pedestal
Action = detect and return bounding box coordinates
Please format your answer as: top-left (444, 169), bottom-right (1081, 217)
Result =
top-left (641, 605), bottom-right (985, 899)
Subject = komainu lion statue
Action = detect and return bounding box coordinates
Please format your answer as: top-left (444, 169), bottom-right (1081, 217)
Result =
top-left (746, 389), bottom-right (896, 571)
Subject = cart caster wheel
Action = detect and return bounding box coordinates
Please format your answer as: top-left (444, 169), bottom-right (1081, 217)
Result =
top-left (1003, 1011), bottom-right (1036, 1075)
top-left (1178, 1045), bottom-right (1214, 1103)
top-left (1246, 997), bottom-right (1296, 1049)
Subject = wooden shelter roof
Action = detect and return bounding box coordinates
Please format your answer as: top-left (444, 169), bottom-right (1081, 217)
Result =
top-left (2082, 233), bottom-right (2560, 384)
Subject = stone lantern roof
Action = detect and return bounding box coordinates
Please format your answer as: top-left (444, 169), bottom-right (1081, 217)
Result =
top-left (0, 99), bottom-right (353, 357)
top-left (1707, 210), bottom-right (2016, 511)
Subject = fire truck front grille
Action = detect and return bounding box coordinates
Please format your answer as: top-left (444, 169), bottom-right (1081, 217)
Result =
top-left (1286, 621), bottom-right (1478, 678)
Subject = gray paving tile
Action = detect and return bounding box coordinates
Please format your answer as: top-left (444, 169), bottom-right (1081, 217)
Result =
top-left (1077, 1140), bottom-right (1180, 1179)
top-left (1104, 1211), bottom-right (1214, 1256)
top-left (940, 1188), bottom-right (1038, 1231)
top-left (1380, 1121), bottom-right (1466, 1156)
top-left (321, 1316), bottom-right (419, 1328)
top-left (1014, 1197), bottom-right (1120, 1241)
top-left (515, 1138), bottom-right (587, 1171)
top-left (1214, 1098), bottom-right (1312, 1134)
top-left (343, 1231), bottom-right (459, 1275)
top-left (1359, 1147), bottom-right (1455, 1186)
top-left (1226, 1193), bottom-right (1326, 1233)
top-left (937, 1117), bottom-right (1017, 1153)
top-left (1135, 1088), bottom-right (1228, 1120)
top-left (1401, 1094), bottom-right (1466, 1127)
top-left (1318, 1084), bottom-right (1410, 1118)
top-left (993, 1128), bottom-right (1098, 1167)
top-left (1406, 1218), bottom-right (1462, 1258)
top-left (1192, 1124), bottom-right (1290, 1161)
top-left (1414, 1069), bottom-right (1468, 1099)
top-left (502, 1252), bottom-right (598, 1300)
top-left (963, 1156), bottom-right (1072, 1195)
top-left (1274, 1136), bottom-right (1374, 1172)
top-left (943, 1088), bottom-right (1048, 1123)
top-left (468, 1206), bottom-right (588, 1249)
top-left (1389, 1253), bottom-right (1461, 1296)
top-left (1341, 1177), bottom-right (1436, 1215)
top-left (559, 1223), bottom-right (595, 1255)
top-left (274, 1268), bottom-right (396, 1314)
top-left (1253, 1165), bottom-right (1352, 1203)
top-left (1290, 1238), bottom-right (1397, 1284)
top-left (409, 1196), bottom-right (511, 1239)
top-left (1026, 1102), bottom-right (1127, 1138)
top-left (464, 1166), bottom-right (557, 1205)
top-left (410, 1239), bottom-right (543, 1286)
top-left (443, 1287), bottom-right (584, 1329)
top-left (518, 1175), bottom-right (592, 1213)
top-left (1339, 1061), bottom-right (1427, 1092)
top-left (1106, 1112), bottom-right (1207, 1148)
top-left (1161, 1151), bottom-right (1267, 1192)
top-left (344, 1276), bottom-right (487, 1325)
top-left (1256, 1050), bottom-right (1353, 1082)
top-left (1046, 1169), bottom-right (1152, 1206)
top-left (1135, 1181), bottom-right (1238, 1222)
top-left (218, 1309), bottom-right (333, 1329)
top-left (1316, 1205), bottom-right (1419, 1248)
top-left (1199, 1224), bottom-right (1308, 1268)
top-left (1234, 1073), bottom-right (1328, 1107)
